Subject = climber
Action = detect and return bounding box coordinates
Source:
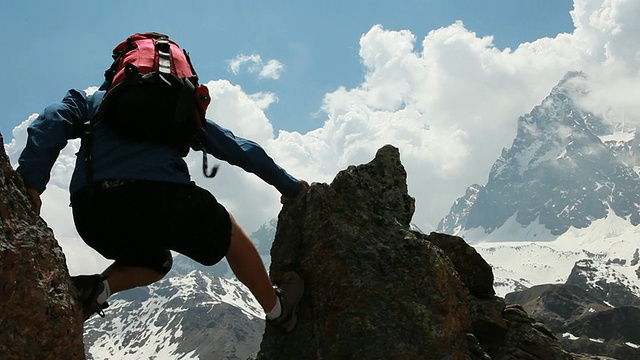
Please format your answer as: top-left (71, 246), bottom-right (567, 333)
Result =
top-left (16, 32), bottom-right (306, 332)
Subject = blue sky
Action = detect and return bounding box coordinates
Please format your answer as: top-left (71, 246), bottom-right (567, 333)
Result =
top-left (7, 0), bottom-right (640, 274)
top-left (1, 1), bottom-right (573, 137)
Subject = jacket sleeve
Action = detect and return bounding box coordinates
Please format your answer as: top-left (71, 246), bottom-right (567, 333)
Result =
top-left (16, 89), bottom-right (87, 193)
top-left (193, 120), bottom-right (302, 198)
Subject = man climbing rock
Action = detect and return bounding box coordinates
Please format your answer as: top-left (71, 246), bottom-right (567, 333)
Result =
top-left (16, 32), bottom-right (306, 332)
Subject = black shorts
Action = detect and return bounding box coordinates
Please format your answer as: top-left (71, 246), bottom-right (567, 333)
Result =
top-left (71, 181), bottom-right (232, 274)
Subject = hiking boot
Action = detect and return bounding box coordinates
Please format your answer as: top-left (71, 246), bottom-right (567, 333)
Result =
top-left (269, 271), bottom-right (304, 332)
top-left (71, 274), bottom-right (109, 321)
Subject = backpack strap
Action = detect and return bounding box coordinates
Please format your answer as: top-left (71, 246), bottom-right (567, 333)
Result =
top-left (174, 77), bottom-right (196, 124)
top-left (82, 117), bottom-right (96, 196)
top-left (155, 38), bottom-right (172, 75)
top-left (183, 50), bottom-right (199, 81)
top-left (201, 150), bottom-right (219, 178)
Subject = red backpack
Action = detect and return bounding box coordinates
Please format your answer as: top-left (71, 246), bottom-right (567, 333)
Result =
top-left (98, 32), bottom-right (211, 145)
top-left (85, 33), bottom-right (218, 181)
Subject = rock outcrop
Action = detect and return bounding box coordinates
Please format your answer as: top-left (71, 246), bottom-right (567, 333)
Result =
top-left (506, 283), bottom-right (640, 360)
top-left (0, 134), bottom-right (85, 359)
top-left (258, 145), bottom-right (573, 360)
top-left (566, 259), bottom-right (640, 307)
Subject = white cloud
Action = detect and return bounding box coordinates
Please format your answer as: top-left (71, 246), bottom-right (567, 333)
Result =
top-left (259, 59), bottom-right (285, 80)
top-left (571, 0), bottom-right (640, 71)
top-left (229, 54), bottom-right (262, 75)
top-left (7, 0), bottom-right (640, 275)
top-left (228, 54), bottom-right (285, 80)
top-left (204, 79), bottom-right (275, 141)
top-left (268, 0), bottom-right (640, 230)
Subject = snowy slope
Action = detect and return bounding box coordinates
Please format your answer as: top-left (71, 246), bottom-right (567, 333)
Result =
top-left (85, 270), bottom-right (264, 360)
top-left (471, 214), bottom-right (640, 297)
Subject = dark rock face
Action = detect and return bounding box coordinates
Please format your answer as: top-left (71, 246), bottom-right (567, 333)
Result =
top-left (429, 232), bottom-right (572, 360)
top-left (563, 306), bottom-right (640, 360)
top-left (261, 145), bottom-right (471, 359)
top-left (506, 283), bottom-right (640, 360)
top-left (425, 232), bottom-right (495, 299)
top-left (0, 134), bottom-right (85, 359)
top-left (495, 304), bottom-right (571, 360)
top-left (572, 354), bottom-right (619, 360)
top-left (504, 284), bottom-right (608, 331)
top-left (258, 145), bottom-right (573, 360)
top-left (565, 259), bottom-right (640, 307)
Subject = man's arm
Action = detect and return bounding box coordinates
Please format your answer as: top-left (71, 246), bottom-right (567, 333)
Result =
top-left (193, 120), bottom-right (305, 198)
top-left (17, 89), bottom-right (87, 211)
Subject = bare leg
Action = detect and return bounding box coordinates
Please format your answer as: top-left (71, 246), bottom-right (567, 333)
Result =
top-left (225, 213), bottom-right (277, 312)
top-left (101, 262), bottom-right (165, 294)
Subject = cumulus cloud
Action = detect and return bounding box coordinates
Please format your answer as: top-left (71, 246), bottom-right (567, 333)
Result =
top-left (228, 54), bottom-right (285, 80)
top-left (259, 60), bottom-right (286, 80)
top-left (268, 0), bottom-right (640, 231)
top-left (7, 0), bottom-right (640, 275)
top-left (569, 0), bottom-right (640, 120)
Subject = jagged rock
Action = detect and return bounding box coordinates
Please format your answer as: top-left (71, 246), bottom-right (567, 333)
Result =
top-left (258, 144), bottom-right (573, 360)
top-left (506, 283), bottom-right (640, 360)
top-left (494, 304), bottom-right (572, 360)
top-left (0, 133), bottom-right (85, 359)
top-left (260, 145), bottom-right (472, 359)
top-left (425, 233), bottom-right (573, 359)
top-left (566, 260), bottom-right (640, 307)
top-left (505, 284), bottom-right (609, 330)
top-left (466, 295), bottom-right (509, 349)
top-left (424, 231), bottom-right (495, 298)
top-left (563, 306), bottom-right (640, 360)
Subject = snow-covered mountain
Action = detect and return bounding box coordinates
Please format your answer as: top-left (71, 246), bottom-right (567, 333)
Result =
top-left (436, 71), bottom-right (640, 298)
top-left (84, 263), bottom-right (264, 360)
top-left (439, 71), bottom-right (640, 238)
top-left (250, 218), bottom-right (278, 267)
top-left (83, 227), bottom-right (275, 360)
top-left (472, 216), bottom-right (640, 297)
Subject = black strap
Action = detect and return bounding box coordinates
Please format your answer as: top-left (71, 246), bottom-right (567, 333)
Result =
top-left (202, 151), bottom-right (219, 178)
top-left (183, 50), bottom-right (199, 82)
top-left (174, 77), bottom-right (196, 125)
top-left (193, 135), bottom-right (219, 178)
top-left (82, 118), bottom-right (95, 196)
top-left (104, 53), bottom-right (122, 82)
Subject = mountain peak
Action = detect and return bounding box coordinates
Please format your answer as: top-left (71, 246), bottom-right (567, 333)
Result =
top-left (438, 71), bottom-right (638, 240)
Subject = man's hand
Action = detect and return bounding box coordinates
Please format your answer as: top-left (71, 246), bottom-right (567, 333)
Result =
top-left (26, 187), bottom-right (42, 215)
top-left (281, 180), bottom-right (309, 204)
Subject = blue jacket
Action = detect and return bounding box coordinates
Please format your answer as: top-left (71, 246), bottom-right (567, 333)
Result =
top-left (17, 88), bottom-right (301, 197)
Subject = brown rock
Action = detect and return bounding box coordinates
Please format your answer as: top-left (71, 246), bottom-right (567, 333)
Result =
top-left (256, 144), bottom-right (577, 360)
top-left (0, 133), bottom-right (85, 359)
top-left (424, 231), bottom-right (495, 298)
top-left (259, 145), bottom-right (472, 359)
